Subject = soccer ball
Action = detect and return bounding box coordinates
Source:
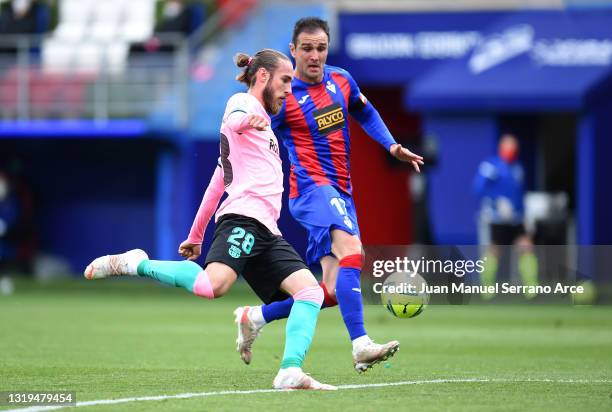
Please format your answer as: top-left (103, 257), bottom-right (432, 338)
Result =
top-left (381, 271), bottom-right (429, 318)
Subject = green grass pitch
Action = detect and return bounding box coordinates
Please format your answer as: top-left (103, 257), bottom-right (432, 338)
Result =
top-left (1, 279), bottom-right (611, 411)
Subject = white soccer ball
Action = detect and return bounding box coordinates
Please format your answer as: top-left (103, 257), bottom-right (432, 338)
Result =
top-left (381, 271), bottom-right (429, 318)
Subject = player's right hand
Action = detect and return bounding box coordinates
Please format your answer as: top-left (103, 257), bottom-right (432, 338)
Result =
top-left (247, 114), bottom-right (269, 131)
top-left (178, 240), bottom-right (202, 261)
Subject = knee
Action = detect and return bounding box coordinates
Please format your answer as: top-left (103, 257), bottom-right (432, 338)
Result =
top-left (293, 285), bottom-right (324, 307)
top-left (486, 245), bottom-right (500, 258)
top-left (516, 235), bottom-right (533, 253)
top-left (210, 276), bottom-right (232, 297)
top-left (193, 264), bottom-right (235, 299)
top-left (341, 243), bottom-right (362, 260)
top-left (331, 233), bottom-right (362, 260)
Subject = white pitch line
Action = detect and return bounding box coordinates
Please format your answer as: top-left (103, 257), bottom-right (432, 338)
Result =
top-left (4, 378), bottom-right (611, 412)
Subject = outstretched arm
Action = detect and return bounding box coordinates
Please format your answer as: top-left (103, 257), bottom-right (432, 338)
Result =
top-left (343, 69), bottom-right (424, 172)
top-left (225, 112), bottom-right (269, 133)
top-left (179, 163), bottom-right (225, 261)
top-left (351, 102), bottom-right (424, 172)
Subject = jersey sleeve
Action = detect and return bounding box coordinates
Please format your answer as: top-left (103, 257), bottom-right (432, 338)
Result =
top-left (340, 68), bottom-right (397, 151)
top-left (224, 94), bottom-right (256, 133)
top-left (186, 159), bottom-right (225, 244)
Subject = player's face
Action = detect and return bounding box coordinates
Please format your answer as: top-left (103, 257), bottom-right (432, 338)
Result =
top-left (290, 29), bottom-right (329, 83)
top-left (263, 59), bottom-right (293, 114)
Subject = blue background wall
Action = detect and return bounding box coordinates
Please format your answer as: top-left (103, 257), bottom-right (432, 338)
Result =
top-left (2, 138), bottom-right (157, 271)
top-left (423, 115), bottom-right (497, 244)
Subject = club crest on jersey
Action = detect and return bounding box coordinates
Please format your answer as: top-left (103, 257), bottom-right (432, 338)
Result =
top-left (228, 245), bottom-right (241, 258)
top-left (313, 102), bottom-right (345, 135)
top-left (326, 81), bottom-right (336, 94)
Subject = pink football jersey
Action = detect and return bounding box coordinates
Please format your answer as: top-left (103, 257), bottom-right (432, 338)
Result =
top-left (187, 92), bottom-right (283, 243)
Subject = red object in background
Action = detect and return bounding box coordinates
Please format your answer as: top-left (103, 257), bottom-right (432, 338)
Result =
top-left (217, 0), bottom-right (258, 28)
top-left (349, 86), bottom-right (421, 245)
top-left (0, 66), bottom-right (93, 118)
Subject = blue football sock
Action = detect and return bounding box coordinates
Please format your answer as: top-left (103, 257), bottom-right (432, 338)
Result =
top-left (262, 297), bottom-right (294, 323)
top-left (336, 254), bottom-right (367, 341)
top-left (261, 282), bottom-right (337, 323)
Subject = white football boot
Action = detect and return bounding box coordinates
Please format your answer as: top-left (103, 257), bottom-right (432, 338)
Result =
top-left (84, 249), bottom-right (148, 280)
top-left (272, 367), bottom-right (337, 390)
top-left (352, 340), bottom-right (400, 373)
top-left (233, 306), bottom-right (262, 365)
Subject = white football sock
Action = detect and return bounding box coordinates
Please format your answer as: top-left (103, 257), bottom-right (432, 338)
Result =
top-left (352, 335), bottom-right (373, 352)
top-left (249, 306), bottom-right (267, 329)
top-left (125, 250), bottom-right (148, 275)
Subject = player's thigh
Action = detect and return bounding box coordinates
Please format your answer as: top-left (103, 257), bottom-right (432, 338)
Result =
top-left (330, 229), bottom-right (362, 259)
top-left (329, 190), bottom-right (362, 259)
top-left (204, 214), bottom-right (266, 295)
top-left (290, 186), bottom-right (359, 233)
top-left (280, 269), bottom-right (318, 296)
top-left (290, 185), bottom-right (360, 263)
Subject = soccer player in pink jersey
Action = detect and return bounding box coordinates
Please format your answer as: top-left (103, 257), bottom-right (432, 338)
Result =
top-left (84, 49), bottom-right (336, 391)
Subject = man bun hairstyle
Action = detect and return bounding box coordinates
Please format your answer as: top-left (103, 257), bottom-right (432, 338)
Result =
top-left (292, 17), bottom-right (330, 45)
top-left (235, 49), bottom-right (290, 87)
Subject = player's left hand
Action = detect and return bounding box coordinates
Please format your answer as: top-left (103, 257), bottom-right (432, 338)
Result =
top-left (389, 143), bottom-right (424, 172)
top-left (178, 240), bottom-right (202, 261)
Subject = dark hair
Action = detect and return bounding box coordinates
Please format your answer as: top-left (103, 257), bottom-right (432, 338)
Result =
top-left (292, 17), bottom-right (330, 45)
top-left (234, 49), bottom-right (290, 87)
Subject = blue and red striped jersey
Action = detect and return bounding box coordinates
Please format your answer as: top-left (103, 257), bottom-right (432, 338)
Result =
top-left (272, 65), bottom-right (395, 199)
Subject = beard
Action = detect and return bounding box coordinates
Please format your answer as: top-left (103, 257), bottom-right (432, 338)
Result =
top-left (263, 82), bottom-right (282, 114)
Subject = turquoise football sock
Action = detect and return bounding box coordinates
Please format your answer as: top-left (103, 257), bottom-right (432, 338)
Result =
top-left (280, 293), bottom-right (322, 369)
top-left (137, 260), bottom-right (202, 293)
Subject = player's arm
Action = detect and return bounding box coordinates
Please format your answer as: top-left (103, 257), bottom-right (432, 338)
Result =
top-left (344, 70), bottom-right (424, 172)
top-left (226, 112), bottom-right (269, 132)
top-left (179, 160), bottom-right (225, 261)
top-left (224, 96), bottom-right (269, 133)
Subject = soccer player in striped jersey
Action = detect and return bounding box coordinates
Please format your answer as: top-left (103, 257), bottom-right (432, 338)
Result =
top-left (84, 49), bottom-right (335, 390)
top-left (234, 18), bottom-right (424, 373)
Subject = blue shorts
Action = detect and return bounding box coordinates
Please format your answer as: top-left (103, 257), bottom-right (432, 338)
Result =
top-left (289, 185), bottom-right (361, 265)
